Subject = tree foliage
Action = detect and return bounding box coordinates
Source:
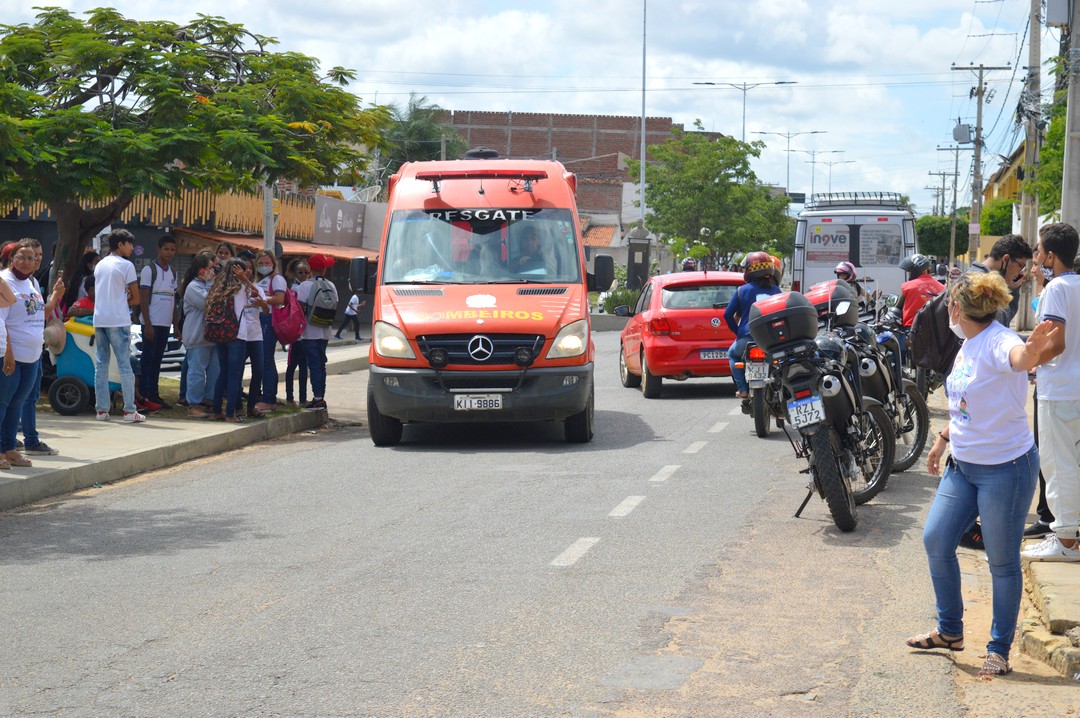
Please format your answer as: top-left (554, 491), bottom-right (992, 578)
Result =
top-left (627, 122), bottom-right (792, 266)
top-left (0, 7), bottom-right (389, 280)
top-left (1024, 88), bottom-right (1066, 214)
top-left (380, 94), bottom-right (468, 180)
top-left (916, 214), bottom-right (968, 259)
top-left (980, 197), bottom-right (1015, 236)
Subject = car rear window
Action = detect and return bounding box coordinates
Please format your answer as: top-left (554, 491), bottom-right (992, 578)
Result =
top-left (660, 284), bottom-right (737, 309)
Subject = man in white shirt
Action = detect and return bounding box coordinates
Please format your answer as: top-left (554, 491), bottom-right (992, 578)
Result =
top-left (333, 289), bottom-right (366, 341)
top-left (1023, 222), bottom-right (1080, 562)
top-left (93, 229), bottom-right (145, 423)
top-left (297, 254), bottom-right (338, 411)
top-left (138, 234), bottom-right (177, 408)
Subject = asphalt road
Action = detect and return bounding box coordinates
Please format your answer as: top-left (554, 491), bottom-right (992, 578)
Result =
top-left (4, 333), bottom-right (1067, 716)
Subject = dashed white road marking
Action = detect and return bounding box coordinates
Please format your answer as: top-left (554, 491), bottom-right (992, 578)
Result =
top-left (683, 441), bottom-right (707, 454)
top-left (608, 496), bottom-right (646, 517)
top-left (728, 405), bottom-right (745, 416)
top-left (708, 421), bottom-right (729, 433)
top-left (551, 537), bottom-right (601, 566)
top-left (648, 465), bottom-right (681, 483)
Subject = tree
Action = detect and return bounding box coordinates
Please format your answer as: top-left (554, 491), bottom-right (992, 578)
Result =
top-left (381, 94), bottom-right (468, 179)
top-left (627, 121), bottom-right (792, 266)
top-left (980, 197), bottom-right (1015, 236)
top-left (0, 7), bottom-right (388, 283)
top-left (1024, 88), bottom-right (1066, 214)
top-left (916, 213), bottom-right (969, 260)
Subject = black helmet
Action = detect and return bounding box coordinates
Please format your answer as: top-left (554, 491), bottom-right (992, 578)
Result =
top-left (814, 334), bottom-right (848, 365)
top-left (899, 253), bottom-right (931, 275)
top-left (682, 257), bottom-right (697, 271)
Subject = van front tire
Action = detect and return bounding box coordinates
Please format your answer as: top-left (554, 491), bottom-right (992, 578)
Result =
top-left (565, 387), bottom-right (594, 443)
top-left (368, 389), bottom-right (403, 446)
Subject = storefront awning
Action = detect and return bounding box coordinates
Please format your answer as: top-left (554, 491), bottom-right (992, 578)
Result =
top-left (175, 228), bottom-right (378, 261)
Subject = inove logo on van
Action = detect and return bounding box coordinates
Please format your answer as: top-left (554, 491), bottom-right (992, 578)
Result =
top-left (810, 225), bottom-right (849, 246)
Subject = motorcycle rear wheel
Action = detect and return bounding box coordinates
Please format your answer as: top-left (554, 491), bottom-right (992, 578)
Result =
top-left (852, 404), bottom-right (895, 504)
top-left (752, 388), bottom-right (770, 438)
top-left (891, 385), bottom-right (929, 473)
top-left (810, 426), bottom-right (857, 532)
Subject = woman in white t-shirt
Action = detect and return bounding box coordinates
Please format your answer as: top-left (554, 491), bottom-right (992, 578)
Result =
top-left (253, 250), bottom-right (288, 415)
top-left (909, 272), bottom-right (1058, 677)
top-left (0, 241), bottom-right (58, 468)
top-left (207, 258), bottom-right (268, 422)
top-left (283, 259), bottom-right (309, 405)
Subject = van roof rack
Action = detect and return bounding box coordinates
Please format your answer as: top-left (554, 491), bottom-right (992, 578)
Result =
top-left (806, 192), bottom-right (908, 210)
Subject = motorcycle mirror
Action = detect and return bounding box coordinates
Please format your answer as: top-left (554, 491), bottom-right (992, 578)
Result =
top-left (834, 301), bottom-right (851, 317)
top-left (884, 293), bottom-right (899, 308)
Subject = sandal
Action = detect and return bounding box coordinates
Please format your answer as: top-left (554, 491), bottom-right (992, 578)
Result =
top-left (906, 629), bottom-right (964, 652)
top-left (978, 653), bottom-right (1011, 677)
top-left (0, 458), bottom-right (11, 470)
top-left (4, 451), bottom-right (32, 467)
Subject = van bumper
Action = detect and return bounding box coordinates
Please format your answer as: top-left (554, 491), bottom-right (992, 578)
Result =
top-left (368, 364), bottom-right (593, 423)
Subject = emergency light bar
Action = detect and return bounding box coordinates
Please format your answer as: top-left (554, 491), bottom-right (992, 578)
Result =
top-left (415, 169), bottom-right (549, 194)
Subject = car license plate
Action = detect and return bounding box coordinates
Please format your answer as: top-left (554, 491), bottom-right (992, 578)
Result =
top-left (454, 394), bottom-right (503, 411)
top-left (787, 395), bottom-right (826, 429)
top-left (746, 362), bottom-right (769, 382)
top-left (699, 349), bottom-right (728, 360)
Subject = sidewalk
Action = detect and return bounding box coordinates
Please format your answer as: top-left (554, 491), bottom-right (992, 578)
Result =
top-left (927, 388), bottom-right (1080, 678)
top-left (0, 339), bottom-right (372, 514)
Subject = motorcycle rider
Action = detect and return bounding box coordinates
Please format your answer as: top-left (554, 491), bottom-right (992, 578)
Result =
top-left (681, 257), bottom-right (697, 272)
top-left (896, 253), bottom-right (944, 327)
top-left (834, 261), bottom-right (870, 309)
top-left (725, 252), bottom-right (782, 399)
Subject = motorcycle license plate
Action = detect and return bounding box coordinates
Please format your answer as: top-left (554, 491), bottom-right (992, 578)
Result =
top-left (787, 395), bottom-right (826, 429)
top-left (453, 394), bottom-right (503, 411)
top-left (700, 349), bottom-right (728, 360)
top-left (746, 362), bottom-right (768, 382)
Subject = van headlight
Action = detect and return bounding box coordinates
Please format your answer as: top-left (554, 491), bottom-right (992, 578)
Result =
top-left (546, 319), bottom-right (588, 359)
top-left (374, 321), bottom-right (416, 360)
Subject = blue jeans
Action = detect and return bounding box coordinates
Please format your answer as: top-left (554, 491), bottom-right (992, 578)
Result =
top-left (259, 313), bottom-right (279, 404)
top-left (0, 361), bottom-right (39, 453)
top-left (178, 353), bottom-right (190, 401)
top-left (139, 325), bottom-right (170, 401)
top-left (19, 357), bottom-right (43, 448)
top-left (185, 345), bottom-right (220, 406)
top-left (923, 444), bottom-right (1038, 658)
top-left (728, 336), bottom-right (749, 394)
top-left (95, 326), bottom-right (136, 414)
top-left (213, 340), bottom-right (262, 418)
top-left (302, 338), bottom-right (329, 399)
top-left (286, 343), bottom-right (308, 403)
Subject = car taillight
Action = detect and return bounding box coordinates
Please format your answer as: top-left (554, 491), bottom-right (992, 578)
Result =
top-left (748, 347), bottom-right (766, 361)
top-left (648, 317), bottom-right (671, 336)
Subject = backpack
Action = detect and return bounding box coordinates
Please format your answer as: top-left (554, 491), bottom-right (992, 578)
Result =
top-left (305, 277), bottom-right (338, 327)
top-left (906, 290), bottom-right (960, 374)
top-left (204, 299), bottom-right (239, 344)
top-left (272, 287), bottom-right (307, 345)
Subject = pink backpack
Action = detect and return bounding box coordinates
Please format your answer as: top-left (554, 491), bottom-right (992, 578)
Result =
top-left (272, 286), bottom-right (307, 345)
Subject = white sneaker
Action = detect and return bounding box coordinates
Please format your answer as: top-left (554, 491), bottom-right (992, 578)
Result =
top-left (1021, 534), bottom-right (1080, 562)
top-left (122, 411), bottom-right (147, 424)
top-left (96, 412), bottom-right (110, 421)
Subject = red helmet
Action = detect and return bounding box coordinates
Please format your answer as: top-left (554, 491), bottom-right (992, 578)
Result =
top-left (770, 255), bottom-right (783, 284)
top-left (744, 251), bottom-right (774, 283)
top-left (681, 257), bottom-right (697, 271)
top-left (834, 261), bottom-right (857, 280)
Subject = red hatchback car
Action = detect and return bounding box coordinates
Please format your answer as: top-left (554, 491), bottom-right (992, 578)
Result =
top-left (614, 271), bottom-right (743, 398)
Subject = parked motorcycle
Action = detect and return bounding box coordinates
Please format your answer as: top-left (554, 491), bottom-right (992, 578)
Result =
top-left (741, 341), bottom-right (783, 438)
top-left (748, 288), bottom-right (895, 532)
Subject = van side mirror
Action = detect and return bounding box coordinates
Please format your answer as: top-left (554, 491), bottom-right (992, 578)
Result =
top-left (589, 254), bottom-right (615, 293)
top-left (349, 257), bottom-right (368, 293)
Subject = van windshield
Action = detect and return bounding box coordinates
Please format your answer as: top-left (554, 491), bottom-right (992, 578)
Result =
top-left (382, 208), bottom-right (582, 284)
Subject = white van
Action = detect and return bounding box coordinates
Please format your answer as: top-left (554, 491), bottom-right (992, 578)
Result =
top-left (792, 192), bottom-right (918, 298)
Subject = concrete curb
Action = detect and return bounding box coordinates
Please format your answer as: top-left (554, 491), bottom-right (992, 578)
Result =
top-left (1019, 617), bottom-right (1080, 679)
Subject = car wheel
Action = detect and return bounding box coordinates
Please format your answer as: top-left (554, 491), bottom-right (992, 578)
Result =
top-left (619, 343), bottom-right (641, 388)
top-left (641, 351), bottom-right (662, 399)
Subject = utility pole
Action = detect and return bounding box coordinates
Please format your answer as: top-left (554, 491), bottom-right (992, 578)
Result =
top-left (1060, 1), bottom-right (1080, 229)
top-left (1017, 0), bottom-right (1042, 330)
top-left (939, 146), bottom-right (974, 267)
top-left (929, 171), bottom-right (952, 215)
top-left (924, 185), bottom-right (944, 216)
top-left (953, 63), bottom-right (1011, 263)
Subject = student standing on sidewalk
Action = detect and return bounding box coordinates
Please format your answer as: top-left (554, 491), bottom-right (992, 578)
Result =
top-left (1023, 222), bottom-right (1080, 563)
top-left (253, 250), bottom-right (287, 416)
top-left (209, 259), bottom-right (268, 422)
top-left (180, 252), bottom-right (219, 418)
top-left (0, 240), bottom-right (63, 468)
top-left (911, 272), bottom-right (1057, 677)
top-left (17, 238), bottom-right (64, 456)
top-left (284, 259), bottom-right (309, 405)
top-left (93, 230), bottom-right (144, 423)
top-left (138, 234), bottom-right (177, 409)
top-left (296, 254), bottom-right (337, 411)
top-left (334, 289), bottom-right (366, 341)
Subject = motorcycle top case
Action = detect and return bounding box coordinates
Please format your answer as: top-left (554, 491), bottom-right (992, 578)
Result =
top-left (748, 291), bottom-right (819, 350)
top-left (803, 280), bottom-right (859, 327)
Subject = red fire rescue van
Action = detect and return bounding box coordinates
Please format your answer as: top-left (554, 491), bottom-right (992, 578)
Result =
top-left (357, 150), bottom-right (614, 446)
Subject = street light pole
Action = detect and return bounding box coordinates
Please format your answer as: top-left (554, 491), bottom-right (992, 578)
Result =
top-left (694, 80), bottom-right (797, 143)
top-left (820, 159), bottom-right (855, 193)
top-left (752, 129), bottom-right (825, 193)
top-left (798, 149), bottom-right (844, 197)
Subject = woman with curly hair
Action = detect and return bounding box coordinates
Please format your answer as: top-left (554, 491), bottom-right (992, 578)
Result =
top-left (909, 271), bottom-right (1058, 677)
top-left (206, 258), bottom-right (268, 422)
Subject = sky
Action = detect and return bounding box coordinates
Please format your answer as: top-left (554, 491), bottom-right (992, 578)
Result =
top-left (2, 0), bottom-right (1061, 217)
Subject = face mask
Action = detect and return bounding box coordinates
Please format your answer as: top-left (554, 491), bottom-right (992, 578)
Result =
top-left (257, 266), bottom-right (272, 276)
top-left (1042, 266), bottom-right (1054, 282)
top-left (948, 309), bottom-right (965, 339)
